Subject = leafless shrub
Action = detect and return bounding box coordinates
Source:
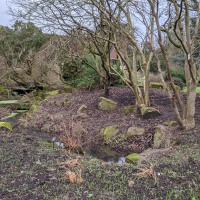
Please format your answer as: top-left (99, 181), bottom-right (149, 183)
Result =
top-left (61, 116), bottom-right (87, 152)
top-left (149, 73), bottom-right (161, 83)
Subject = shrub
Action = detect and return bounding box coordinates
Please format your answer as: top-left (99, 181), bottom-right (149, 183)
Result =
top-left (67, 67), bottom-right (99, 89)
top-left (61, 117), bottom-right (87, 153)
top-left (171, 70), bottom-right (185, 82)
top-left (165, 69), bottom-right (185, 83)
top-left (110, 63), bottom-right (125, 86)
top-left (172, 77), bottom-right (185, 90)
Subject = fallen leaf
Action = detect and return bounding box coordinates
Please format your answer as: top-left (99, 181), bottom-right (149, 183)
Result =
top-left (128, 180), bottom-right (135, 188)
top-left (64, 171), bottom-right (77, 184)
top-left (58, 159), bottom-right (79, 169)
top-left (133, 165), bottom-right (155, 177)
top-left (76, 170), bottom-right (85, 184)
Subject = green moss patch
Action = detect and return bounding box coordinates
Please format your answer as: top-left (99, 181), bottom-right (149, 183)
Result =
top-left (125, 153), bottom-right (140, 163)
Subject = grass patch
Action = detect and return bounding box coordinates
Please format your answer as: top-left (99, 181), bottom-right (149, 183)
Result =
top-left (182, 87), bottom-right (200, 93)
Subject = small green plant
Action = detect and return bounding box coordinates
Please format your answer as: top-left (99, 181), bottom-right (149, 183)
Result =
top-left (182, 86), bottom-right (200, 93)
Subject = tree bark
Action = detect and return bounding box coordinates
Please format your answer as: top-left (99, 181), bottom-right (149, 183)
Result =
top-left (183, 81), bottom-right (196, 129)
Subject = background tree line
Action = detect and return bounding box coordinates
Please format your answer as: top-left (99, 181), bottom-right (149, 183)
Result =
top-left (0, 0), bottom-right (200, 130)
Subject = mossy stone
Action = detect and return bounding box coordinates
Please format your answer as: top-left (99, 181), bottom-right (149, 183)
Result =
top-left (98, 97), bottom-right (118, 110)
top-left (153, 125), bottom-right (169, 148)
top-left (60, 86), bottom-right (73, 93)
top-left (125, 153), bottom-right (140, 163)
top-left (126, 126), bottom-right (145, 139)
top-left (140, 106), bottom-right (161, 119)
top-left (100, 125), bottom-right (119, 143)
top-left (123, 105), bottom-right (137, 115)
top-left (150, 82), bottom-right (164, 89)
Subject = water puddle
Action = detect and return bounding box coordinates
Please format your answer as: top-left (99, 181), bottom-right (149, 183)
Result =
top-left (55, 142), bottom-right (65, 148)
top-left (84, 145), bottom-right (126, 165)
top-left (50, 138), bottom-right (126, 164)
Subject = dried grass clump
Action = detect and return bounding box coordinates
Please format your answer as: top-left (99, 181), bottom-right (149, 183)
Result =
top-left (61, 116), bottom-right (87, 152)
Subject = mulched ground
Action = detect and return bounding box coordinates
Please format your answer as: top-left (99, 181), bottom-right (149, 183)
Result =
top-left (0, 87), bottom-right (200, 199)
top-left (23, 87), bottom-right (181, 154)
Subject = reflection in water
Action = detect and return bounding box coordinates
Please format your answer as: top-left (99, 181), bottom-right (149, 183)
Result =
top-left (84, 146), bottom-right (126, 165)
top-left (108, 156), bottom-right (126, 165)
top-left (51, 141), bottom-right (126, 164)
top-left (55, 142), bottom-right (65, 148)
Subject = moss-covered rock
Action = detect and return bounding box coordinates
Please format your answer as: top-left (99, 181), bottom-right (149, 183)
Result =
top-left (140, 105), bottom-right (161, 119)
top-left (98, 97), bottom-right (118, 111)
top-left (150, 82), bottom-right (164, 89)
top-left (139, 148), bottom-right (171, 162)
top-left (60, 85), bottom-right (73, 93)
top-left (123, 105), bottom-right (137, 115)
top-left (163, 121), bottom-right (177, 127)
top-left (126, 126), bottom-right (145, 139)
top-left (125, 153), bottom-right (140, 163)
top-left (153, 125), bottom-right (170, 149)
top-left (100, 125), bottom-right (119, 143)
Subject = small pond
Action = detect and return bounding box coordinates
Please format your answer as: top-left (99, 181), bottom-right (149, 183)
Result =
top-left (54, 141), bottom-right (126, 164)
top-left (83, 145), bottom-right (126, 165)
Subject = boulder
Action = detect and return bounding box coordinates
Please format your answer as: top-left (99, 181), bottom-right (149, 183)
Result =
top-left (123, 105), bottom-right (137, 115)
top-left (100, 125), bottom-right (119, 143)
top-left (60, 85), bottom-right (73, 93)
top-left (140, 148), bottom-right (171, 161)
top-left (150, 82), bottom-right (164, 89)
top-left (125, 153), bottom-right (140, 163)
top-left (140, 105), bottom-right (161, 119)
top-left (98, 97), bottom-right (118, 110)
top-left (126, 126), bottom-right (145, 139)
top-left (153, 125), bottom-right (171, 148)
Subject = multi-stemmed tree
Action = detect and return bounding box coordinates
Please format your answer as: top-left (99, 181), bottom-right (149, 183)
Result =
top-left (148, 0), bottom-right (200, 129)
top-left (9, 0), bottom-right (200, 129)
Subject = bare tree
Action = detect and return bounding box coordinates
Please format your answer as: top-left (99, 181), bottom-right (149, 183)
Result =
top-left (86, 0), bottom-right (155, 105)
top-left (148, 0), bottom-right (200, 129)
top-left (10, 0), bottom-right (157, 104)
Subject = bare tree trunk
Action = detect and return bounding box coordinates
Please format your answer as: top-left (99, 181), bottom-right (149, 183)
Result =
top-left (184, 61), bottom-right (197, 129)
top-left (148, 0), bottom-right (199, 130)
top-left (104, 75), bottom-right (110, 96)
top-left (144, 66), bottom-right (150, 106)
top-left (183, 81), bottom-right (196, 129)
